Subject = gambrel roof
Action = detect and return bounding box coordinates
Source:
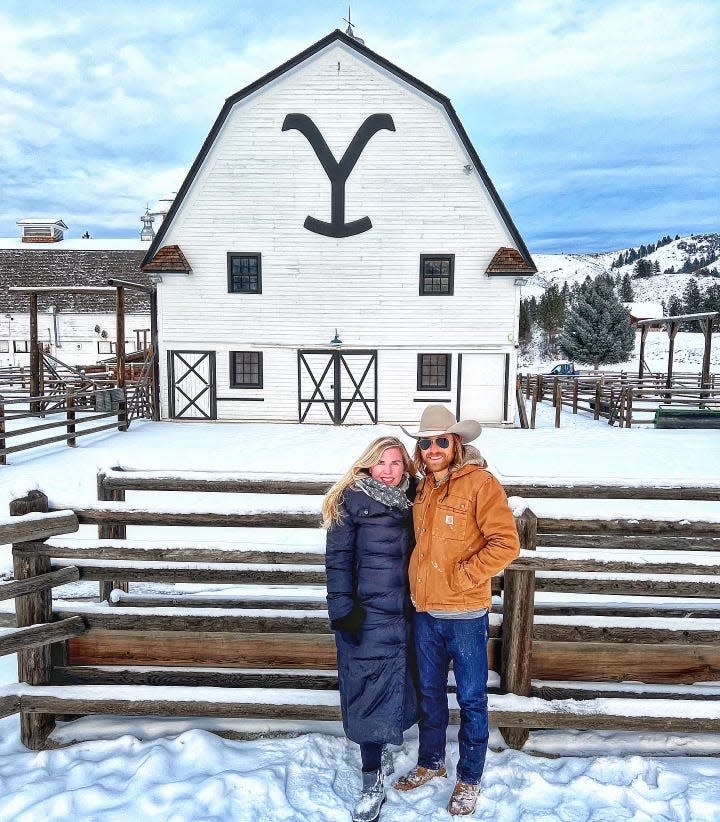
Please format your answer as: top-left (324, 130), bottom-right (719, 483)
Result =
top-left (0, 248), bottom-right (152, 313)
top-left (143, 28), bottom-right (535, 272)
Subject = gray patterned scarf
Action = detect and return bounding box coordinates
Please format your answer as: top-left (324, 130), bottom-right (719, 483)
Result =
top-left (355, 474), bottom-right (412, 510)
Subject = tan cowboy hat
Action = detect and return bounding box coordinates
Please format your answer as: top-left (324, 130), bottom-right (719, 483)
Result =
top-left (402, 405), bottom-right (482, 443)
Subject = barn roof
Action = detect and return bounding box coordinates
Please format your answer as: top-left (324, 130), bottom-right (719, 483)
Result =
top-left (142, 28), bottom-right (535, 272)
top-left (0, 248), bottom-right (152, 313)
top-left (485, 247), bottom-right (537, 276)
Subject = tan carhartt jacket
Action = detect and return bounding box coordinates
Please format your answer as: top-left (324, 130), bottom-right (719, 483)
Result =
top-left (409, 456), bottom-right (520, 612)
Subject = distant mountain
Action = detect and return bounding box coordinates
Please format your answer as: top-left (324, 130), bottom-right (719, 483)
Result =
top-left (528, 233), bottom-right (720, 307)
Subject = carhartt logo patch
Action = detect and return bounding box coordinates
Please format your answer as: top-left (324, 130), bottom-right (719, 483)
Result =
top-left (445, 515), bottom-right (454, 526)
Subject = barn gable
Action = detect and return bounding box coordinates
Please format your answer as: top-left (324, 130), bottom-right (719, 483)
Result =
top-left (144, 29), bottom-right (534, 271)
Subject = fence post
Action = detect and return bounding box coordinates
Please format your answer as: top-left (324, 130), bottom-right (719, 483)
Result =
top-left (66, 388), bottom-right (76, 448)
top-left (500, 506), bottom-right (537, 750)
top-left (117, 396), bottom-right (128, 432)
top-left (0, 395), bottom-right (5, 466)
top-left (530, 380), bottom-right (539, 429)
top-left (572, 379), bottom-right (579, 414)
top-left (554, 381), bottom-right (562, 427)
top-left (625, 387), bottom-right (633, 429)
top-left (551, 377), bottom-right (558, 407)
top-left (97, 468), bottom-right (129, 601)
top-left (594, 382), bottom-right (601, 421)
top-left (11, 491), bottom-right (55, 749)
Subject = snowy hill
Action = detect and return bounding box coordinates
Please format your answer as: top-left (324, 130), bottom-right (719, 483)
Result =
top-left (528, 233), bottom-right (720, 306)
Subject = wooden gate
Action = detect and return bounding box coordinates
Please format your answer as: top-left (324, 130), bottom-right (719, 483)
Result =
top-left (298, 350), bottom-right (377, 424)
top-left (168, 351), bottom-right (216, 419)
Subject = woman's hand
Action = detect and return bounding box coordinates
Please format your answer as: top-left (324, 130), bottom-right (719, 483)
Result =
top-left (331, 603), bottom-right (365, 645)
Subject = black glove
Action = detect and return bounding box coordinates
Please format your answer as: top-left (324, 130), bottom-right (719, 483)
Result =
top-left (331, 603), bottom-right (365, 645)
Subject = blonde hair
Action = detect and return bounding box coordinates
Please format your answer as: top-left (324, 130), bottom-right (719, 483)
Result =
top-left (412, 433), bottom-right (465, 476)
top-left (322, 436), bottom-right (414, 528)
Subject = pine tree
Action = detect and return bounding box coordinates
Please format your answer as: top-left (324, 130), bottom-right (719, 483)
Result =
top-left (537, 285), bottom-right (566, 353)
top-left (518, 298), bottom-right (532, 343)
top-left (558, 277), bottom-right (635, 369)
top-left (620, 272), bottom-right (634, 301)
top-left (667, 295), bottom-right (683, 318)
top-left (633, 259), bottom-right (653, 278)
top-left (682, 277), bottom-right (703, 330)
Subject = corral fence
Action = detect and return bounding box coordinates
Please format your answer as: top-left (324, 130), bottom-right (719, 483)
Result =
top-left (2, 470), bottom-right (720, 751)
top-left (0, 392), bottom-right (129, 466)
top-left (518, 371), bottom-right (720, 427)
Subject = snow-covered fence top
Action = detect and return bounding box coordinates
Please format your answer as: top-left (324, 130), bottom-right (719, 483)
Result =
top-left (99, 466), bottom-right (720, 501)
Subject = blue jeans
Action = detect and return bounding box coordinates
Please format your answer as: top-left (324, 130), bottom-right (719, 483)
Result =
top-left (414, 611), bottom-right (489, 785)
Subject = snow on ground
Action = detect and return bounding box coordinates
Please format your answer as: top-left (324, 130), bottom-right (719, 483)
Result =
top-left (1, 411), bottom-right (720, 820)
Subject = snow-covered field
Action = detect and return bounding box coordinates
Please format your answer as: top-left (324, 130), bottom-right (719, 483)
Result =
top-left (1, 410), bottom-right (720, 820)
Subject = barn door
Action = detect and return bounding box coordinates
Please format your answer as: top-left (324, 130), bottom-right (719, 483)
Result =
top-left (298, 349), bottom-right (377, 424)
top-left (168, 350), bottom-right (216, 419)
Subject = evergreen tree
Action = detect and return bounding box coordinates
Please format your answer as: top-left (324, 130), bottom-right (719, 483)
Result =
top-left (633, 259), bottom-right (654, 278)
top-left (537, 284), bottom-right (566, 353)
top-left (620, 272), bottom-right (634, 301)
top-left (518, 298), bottom-right (532, 343)
top-left (558, 277), bottom-right (634, 369)
top-left (653, 260), bottom-right (660, 273)
top-left (682, 277), bottom-right (703, 330)
top-left (667, 295), bottom-right (683, 318)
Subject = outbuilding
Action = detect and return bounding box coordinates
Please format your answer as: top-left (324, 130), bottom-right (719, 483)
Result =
top-left (142, 29), bottom-right (536, 425)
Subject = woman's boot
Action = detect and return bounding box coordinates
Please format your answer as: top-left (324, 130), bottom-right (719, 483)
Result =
top-left (380, 745), bottom-right (394, 776)
top-left (352, 769), bottom-right (385, 822)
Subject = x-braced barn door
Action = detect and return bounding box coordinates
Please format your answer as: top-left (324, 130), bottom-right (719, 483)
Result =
top-left (168, 350), bottom-right (217, 419)
top-left (298, 350), bottom-right (377, 424)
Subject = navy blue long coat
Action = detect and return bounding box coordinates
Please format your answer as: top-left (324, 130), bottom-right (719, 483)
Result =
top-left (325, 484), bottom-right (418, 745)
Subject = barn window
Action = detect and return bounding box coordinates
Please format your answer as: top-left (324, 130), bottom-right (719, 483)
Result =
top-left (13, 340), bottom-right (29, 353)
top-left (0, 340), bottom-right (9, 353)
top-left (228, 253), bottom-right (262, 293)
top-left (230, 351), bottom-right (263, 388)
top-left (419, 255), bottom-right (454, 295)
top-left (417, 353), bottom-right (451, 390)
top-left (98, 341), bottom-right (116, 354)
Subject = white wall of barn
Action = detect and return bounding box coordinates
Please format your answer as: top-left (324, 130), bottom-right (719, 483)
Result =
top-left (155, 42), bottom-right (522, 424)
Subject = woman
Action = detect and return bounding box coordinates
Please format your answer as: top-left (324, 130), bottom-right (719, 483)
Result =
top-left (323, 436), bottom-right (418, 822)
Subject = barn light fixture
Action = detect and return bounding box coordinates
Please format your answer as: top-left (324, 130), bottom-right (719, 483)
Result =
top-left (330, 329), bottom-right (342, 345)
top-left (463, 164), bottom-right (473, 174)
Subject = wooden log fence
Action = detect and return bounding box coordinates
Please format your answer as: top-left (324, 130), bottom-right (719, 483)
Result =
top-left (5, 473), bottom-right (720, 750)
top-left (518, 372), bottom-right (720, 428)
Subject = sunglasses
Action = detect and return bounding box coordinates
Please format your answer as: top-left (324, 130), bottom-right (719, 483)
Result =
top-left (418, 436), bottom-right (451, 450)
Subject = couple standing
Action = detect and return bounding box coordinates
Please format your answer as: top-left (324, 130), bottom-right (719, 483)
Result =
top-left (323, 405), bottom-right (520, 820)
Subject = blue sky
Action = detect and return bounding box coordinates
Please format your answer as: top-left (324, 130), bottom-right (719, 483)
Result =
top-left (0, 0), bottom-right (717, 253)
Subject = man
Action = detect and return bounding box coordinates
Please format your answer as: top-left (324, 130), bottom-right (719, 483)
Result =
top-left (395, 405), bottom-right (520, 816)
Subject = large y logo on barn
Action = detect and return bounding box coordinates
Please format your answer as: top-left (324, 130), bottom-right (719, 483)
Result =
top-left (282, 113), bottom-right (395, 237)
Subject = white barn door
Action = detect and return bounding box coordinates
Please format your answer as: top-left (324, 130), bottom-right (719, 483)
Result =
top-left (458, 353), bottom-right (508, 424)
top-left (168, 351), bottom-right (217, 419)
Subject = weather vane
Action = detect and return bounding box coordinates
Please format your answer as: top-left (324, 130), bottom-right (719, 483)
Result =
top-left (343, 7), bottom-right (365, 44)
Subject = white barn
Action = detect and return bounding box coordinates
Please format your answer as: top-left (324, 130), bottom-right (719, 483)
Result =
top-left (142, 29), bottom-right (536, 425)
